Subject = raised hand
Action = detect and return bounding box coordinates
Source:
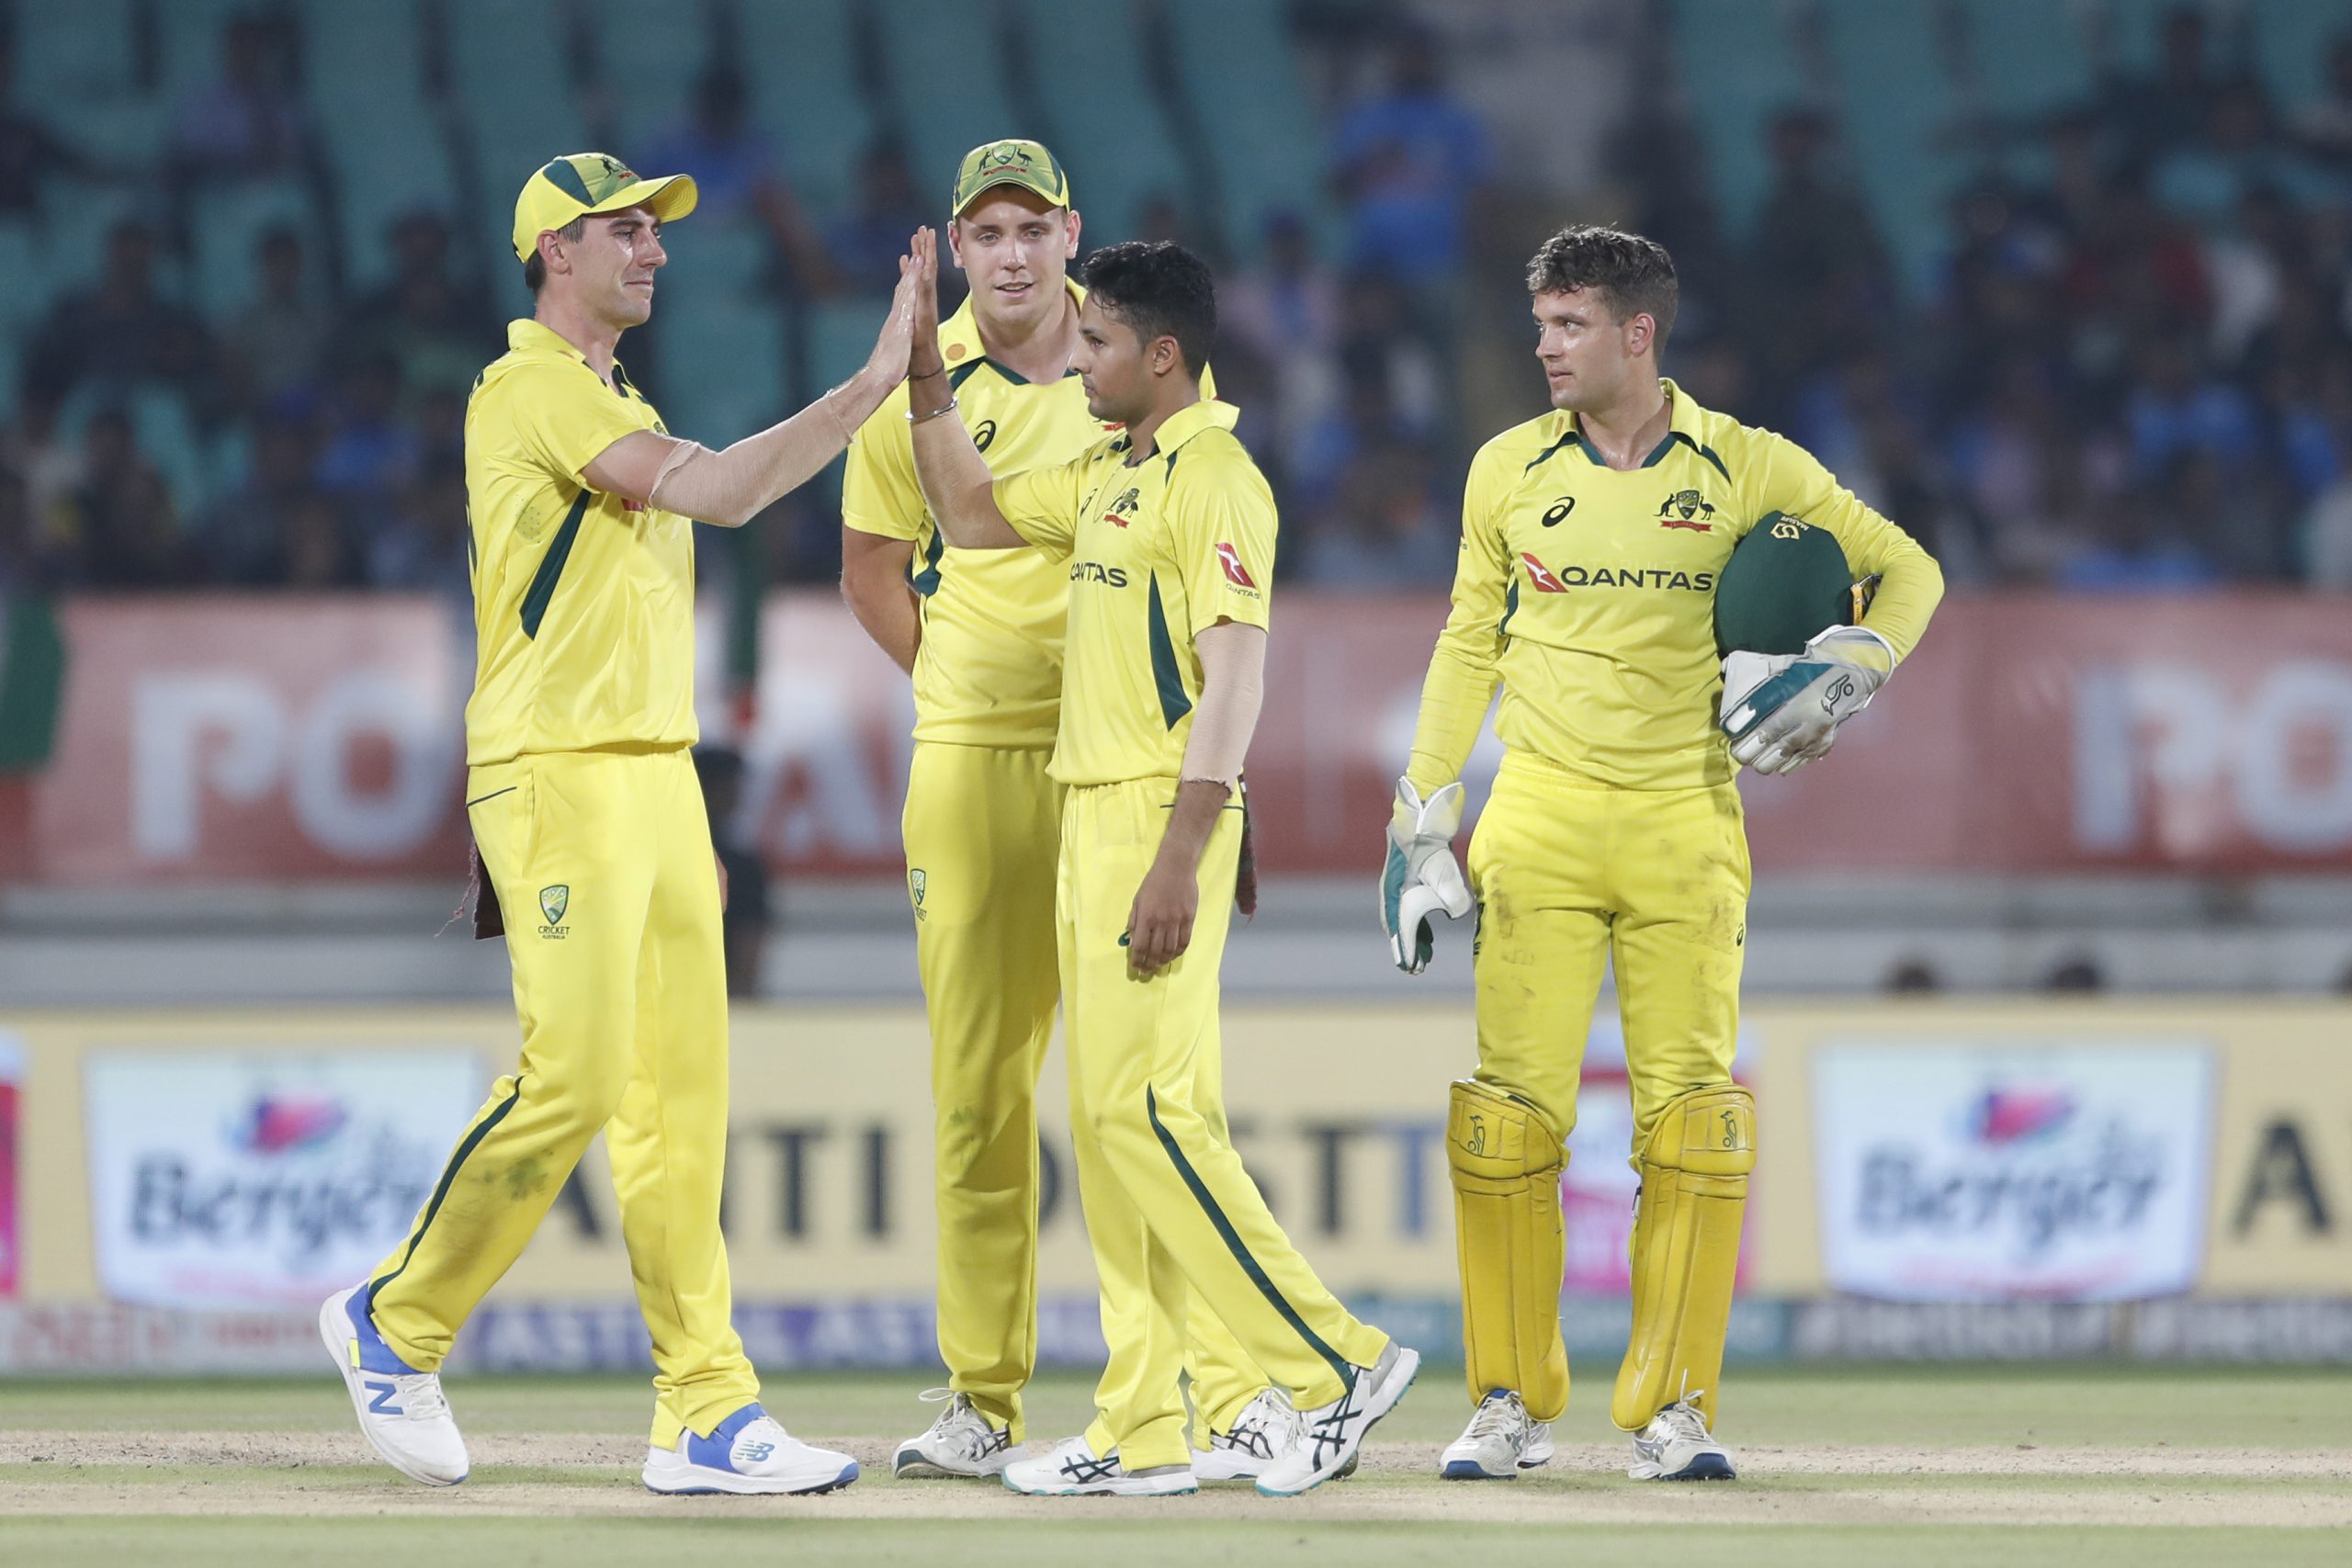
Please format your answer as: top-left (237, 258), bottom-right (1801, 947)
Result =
top-left (909, 227), bottom-right (944, 379)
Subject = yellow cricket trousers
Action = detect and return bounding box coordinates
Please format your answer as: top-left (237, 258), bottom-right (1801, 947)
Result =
top-left (904, 743), bottom-right (1269, 1443)
top-left (366, 746), bottom-right (756, 1448)
top-left (1464, 750), bottom-right (1750, 1416)
top-left (1059, 777), bottom-right (1388, 1471)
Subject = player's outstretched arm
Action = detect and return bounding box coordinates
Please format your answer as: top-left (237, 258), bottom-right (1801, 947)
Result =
top-left (903, 227), bottom-right (1028, 550)
top-left (580, 262), bottom-right (920, 527)
top-left (1125, 619), bottom-right (1265, 976)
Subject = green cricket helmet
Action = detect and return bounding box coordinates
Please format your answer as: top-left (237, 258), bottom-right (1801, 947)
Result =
top-left (1713, 512), bottom-right (1879, 657)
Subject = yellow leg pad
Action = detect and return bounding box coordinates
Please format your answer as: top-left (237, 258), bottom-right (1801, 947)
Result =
top-left (1447, 1078), bottom-right (1569, 1423)
top-left (1611, 1083), bottom-right (1756, 1432)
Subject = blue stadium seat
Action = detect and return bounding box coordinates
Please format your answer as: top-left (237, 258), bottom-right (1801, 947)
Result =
top-left (189, 178), bottom-right (314, 320)
top-left (870, 0), bottom-right (1024, 208)
top-left (1962, 0), bottom-right (2096, 121)
top-left (1817, 0), bottom-right (1968, 298)
top-left (663, 219), bottom-right (772, 299)
top-left (2252, 1), bottom-right (2349, 114)
top-left (1670, 0), bottom-right (1809, 243)
top-left (1019, 0), bottom-right (1189, 245)
top-left (803, 297), bottom-right (887, 398)
top-left (61, 383), bottom-right (210, 518)
top-left (13, 0), bottom-right (138, 114)
top-left (739, 0), bottom-right (872, 219)
top-left (300, 0), bottom-right (453, 291)
top-left (153, 0), bottom-right (257, 106)
top-left (447, 0), bottom-right (594, 280)
top-left (0, 220), bottom-right (56, 344)
top-left (584, 0), bottom-right (718, 160)
top-left (650, 294), bottom-right (787, 447)
top-left (38, 181), bottom-right (148, 299)
top-left (1164, 0), bottom-right (1331, 260)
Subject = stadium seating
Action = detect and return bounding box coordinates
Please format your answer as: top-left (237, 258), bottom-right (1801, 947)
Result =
top-left (1021, 0), bottom-right (1189, 245)
top-left (1668, 0), bottom-right (1809, 245)
top-left (870, 0), bottom-right (1023, 209)
top-left (1163, 0), bottom-right (1331, 260)
top-left (302, 0), bottom-right (454, 291)
top-left (447, 0), bottom-right (594, 282)
top-left (738, 0), bottom-right (873, 219)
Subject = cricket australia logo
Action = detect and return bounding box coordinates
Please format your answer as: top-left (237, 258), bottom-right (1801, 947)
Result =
top-left (1102, 486), bottom-right (1140, 527)
top-left (538, 884), bottom-right (570, 939)
top-left (1657, 489), bottom-right (1717, 532)
top-left (909, 868), bottom-right (927, 922)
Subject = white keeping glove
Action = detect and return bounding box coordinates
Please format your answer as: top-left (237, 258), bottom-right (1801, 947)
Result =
top-left (1381, 777), bottom-right (1473, 974)
top-left (1719, 626), bottom-right (1895, 775)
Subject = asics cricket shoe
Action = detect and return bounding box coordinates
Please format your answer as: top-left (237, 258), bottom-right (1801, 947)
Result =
top-left (1440, 1389), bottom-right (1554, 1479)
top-left (1255, 1340), bottom-right (1420, 1496)
top-left (1001, 1435), bottom-right (1197, 1497)
top-left (643, 1403), bottom-right (859, 1495)
top-left (892, 1388), bottom-right (1014, 1479)
top-left (319, 1285), bottom-right (469, 1486)
top-left (1192, 1388), bottom-right (1301, 1483)
top-left (1628, 1394), bottom-right (1736, 1481)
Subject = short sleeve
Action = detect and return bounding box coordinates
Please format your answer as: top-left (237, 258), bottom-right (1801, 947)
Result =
top-left (842, 402), bottom-right (923, 540)
top-left (1169, 453), bottom-right (1276, 635)
top-left (498, 360), bottom-right (650, 487)
top-left (993, 453), bottom-right (1089, 558)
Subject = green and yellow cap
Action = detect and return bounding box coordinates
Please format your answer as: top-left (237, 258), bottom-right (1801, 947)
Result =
top-left (512, 152), bottom-right (698, 261)
top-left (950, 138), bottom-right (1070, 217)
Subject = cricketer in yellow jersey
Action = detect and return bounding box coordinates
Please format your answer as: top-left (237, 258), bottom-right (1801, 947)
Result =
top-left (839, 140), bottom-right (1277, 1482)
top-left (903, 228), bottom-right (1419, 1499)
top-left (320, 152), bottom-right (921, 1497)
top-left (1389, 225), bottom-right (1943, 1483)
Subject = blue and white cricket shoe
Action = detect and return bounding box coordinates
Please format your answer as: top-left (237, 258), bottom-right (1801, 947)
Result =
top-left (1255, 1340), bottom-right (1421, 1496)
top-left (1440, 1388), bottom-right (1553, 1479)
top-left (1001, 1435), bottom-right (1197, 1497)
top-left (1628, 1394), bottom-right (1736, 1481)
top-left (319, 1285), bottom-right (469, 1486)
top-left (642, 1403), bottom-right (860, 1495)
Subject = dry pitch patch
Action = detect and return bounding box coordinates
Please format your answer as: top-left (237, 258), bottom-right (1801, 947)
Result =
top-left (3, 1369), bottom-right (2348, 1560)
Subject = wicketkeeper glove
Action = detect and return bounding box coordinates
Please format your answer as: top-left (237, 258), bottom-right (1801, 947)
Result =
top-left (1719, 625), bottom-right (1895, 776)
top-left (1382, 776), bottom-right (1474, 974)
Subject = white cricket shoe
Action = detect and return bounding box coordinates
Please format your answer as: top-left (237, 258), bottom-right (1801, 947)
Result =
top-left (1440, 1388), bottom-right (1555, 1479)
top-left (1192, 1388), bottom-right (1301, 1482)
top-left (642, 1403), bottom-right (859, 1495)
top-left (1628, 1394), bottom-right (1736, 1481)
top-left (1255, 1340), bottom-right (1420, 1497)
top-left (319, 1286), bottom-right (469, 1486)
top-left (892, 1389), bottom-right (1014, 1479)
top-left (1001, 1435), bottom-right (1197, 1497)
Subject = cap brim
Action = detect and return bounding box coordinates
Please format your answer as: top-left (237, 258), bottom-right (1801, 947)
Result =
top-left (596, 173), bottom-right (698, 225)
top-left (955, 174), bottom-right (1068, 216)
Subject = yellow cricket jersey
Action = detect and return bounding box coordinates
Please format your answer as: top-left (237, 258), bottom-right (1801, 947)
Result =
top-left (843, 281), bottom-right (1104, 751)
top-left (991, 399), bottom-right (1274, 787)
top-left (464, 319), bottom-right (696, 767)
top-left (1407, 378), bottom-right (1943, 793)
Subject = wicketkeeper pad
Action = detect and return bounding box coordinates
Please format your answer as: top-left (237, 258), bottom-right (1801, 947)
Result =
top-left (1611, 1083), bottom-right (1756, 1432)
top-left (1447, 1078), bottom-right (1569, 1423)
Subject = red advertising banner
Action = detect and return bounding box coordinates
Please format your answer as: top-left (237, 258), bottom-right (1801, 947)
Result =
top-left (7, 592), bottom-right (2352, 883)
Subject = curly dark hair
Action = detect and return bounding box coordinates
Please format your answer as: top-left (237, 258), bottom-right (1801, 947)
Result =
top-left (1525, 224), bottom-right (1679, 353)
top-left (1080, 241), bottom-right (1216, 376)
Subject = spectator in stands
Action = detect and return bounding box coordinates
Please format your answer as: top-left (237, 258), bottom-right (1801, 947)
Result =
top-left (24, 220), bottom-right (215, 406)
top-left (0, 468), bottom-right (69, 592)
top-left (169, 10), bottom-right (310, 184)
top-left (368, 457), bottom-right (469, 599)
top-left (2098, 5), bottom-right (2223, 168)
top-left (70, 410), bottom-right (184, 590)
top-left (1329, 26), bottom-right (1495, 297)
top-left (694, 747), bottom-right (769, 996)
top-left (1747, 108), bottom-right (1894, 382)
top-left (2293, 35), bottom-right (2352, 166)
top-left (313, 353), bottom-right (421, 556)
top-left (1287, 347), bottom-right (1452, 588)
top-left (226, 225), bottom-right (328, 412)
top-left (2152, 83), bottom-right (2321, 234)
top-left (278, 491), bottom-right (355, 590)
top-left (1224, 212), bottom-right (1339, 474)
top-left (0, 42), bottom-right (94, 220)
top-left (1, 389), bottom-right (83, 547)
top-left (345, 211), bottom-right (496, 398)
top-left (644, 64), bottom-right (829, 293)
top-left (826, 138), bottom-right (927, 299)
top-left (198, 416), bottom-right (321, 587)
top-left (2053, 462), bottom-right (2223, 592)
top-left (2124, 334), bottom-right (2259, 482)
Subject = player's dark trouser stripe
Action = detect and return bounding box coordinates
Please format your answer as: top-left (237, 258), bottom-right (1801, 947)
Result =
top-left (365, 1077), bottom-right (526, 1312)
top-left (1146, 1086), bottom-right (1353, 1385)
top-left (519, 491), bottom-right (593, 638)
top-left (1146, 577), bottom-right (1192, 728)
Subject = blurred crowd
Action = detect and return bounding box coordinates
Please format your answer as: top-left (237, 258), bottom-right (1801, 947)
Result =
top-left (8, 4), bottom-right (2352, 600)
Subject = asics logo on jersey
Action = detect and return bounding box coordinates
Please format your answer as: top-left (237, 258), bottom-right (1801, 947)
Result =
top-left (1216, 542), bottom-right (1258, 589)
top-left (1520, 553), bottom-right (1570, 593)
top-left (1541, 497), bottom-right (1575, 527)
top-left (1657, 489), bottom-right (1717, 531)
top-left (972, 418), bottom-right (999, 453)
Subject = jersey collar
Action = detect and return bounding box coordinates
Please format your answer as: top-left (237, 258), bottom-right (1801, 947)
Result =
top-left (506, 318), bottom-right (638, 396)
top-left (1128, 397), bottom-right (1239, 465)
top-left (1549, 377), bottom-right (1727, 479)
top-left (940, 278), bottom-right (1086, 388)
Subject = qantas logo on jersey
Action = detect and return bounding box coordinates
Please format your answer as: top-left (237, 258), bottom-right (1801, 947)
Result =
top-left (1070, 560), bottom-right (1129, 586)
top-left (1216, 542), bottom-right (1258, 590)
top-left (1657, 489), bottom-right (1718, 531)
top-left (1521, 552), bottom-right (1570, 592)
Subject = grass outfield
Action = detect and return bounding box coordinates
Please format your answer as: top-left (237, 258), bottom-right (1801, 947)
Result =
top-left (3, 1366), bottom-right (2347, 1565)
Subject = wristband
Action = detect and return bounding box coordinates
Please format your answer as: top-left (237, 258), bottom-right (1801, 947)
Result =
top-left (908, 396), bottom-right (960, 425)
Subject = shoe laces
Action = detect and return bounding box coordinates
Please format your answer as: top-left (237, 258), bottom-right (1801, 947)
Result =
top-left (1215, 1390), bottom-right (1299, 1461)
top-left (917, 1388), bottom-right (1002, 1459)
top-left (1464, 1391), bottom-right (1526, 1443)
top-left (1652, 1393), bottom-right (1711, 1445)
top-left (389, 1371), bottom-right (448, 1421)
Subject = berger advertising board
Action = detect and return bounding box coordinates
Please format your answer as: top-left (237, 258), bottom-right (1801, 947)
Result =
top-left (81, 1048), bottom-right (483, 1308)
top-left (1810, 1041), bottom-right (2214, 1302)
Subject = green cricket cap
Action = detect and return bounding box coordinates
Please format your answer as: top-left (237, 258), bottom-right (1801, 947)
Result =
top-left (513, 152), bottom-right (697, 262)
top-left (950, 138), bottom-right (1070, 217)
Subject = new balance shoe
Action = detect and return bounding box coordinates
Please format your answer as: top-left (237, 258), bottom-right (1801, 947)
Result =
top-left (319, 1285), bottom-right (469, 1487)
top-left (1001, 1435), bottom-right (1197, 1497)
top-left (1628, 1394), bottom-right (1736, 1481)
top-left (1255, 1340), bottom-right (1420, 1497)
top-left (643, 1403), bottom-right (859, 1495)
top-left (1440, 1389), bottom-right (1553, 1479)
top-left (892, 1389), bottom-right (1014, 1479)
top-left (1191, 1387), bottom-right (1300, 1483)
